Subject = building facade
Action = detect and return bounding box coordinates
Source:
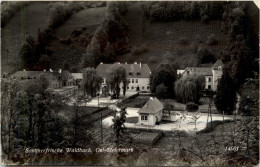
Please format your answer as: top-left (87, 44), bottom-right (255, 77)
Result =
top-left (180, 60), bottom-right (224, 91)
top-left (96, 62), bottom-right (151, 96)
top-left (138, 97), bottom-right (164, 126)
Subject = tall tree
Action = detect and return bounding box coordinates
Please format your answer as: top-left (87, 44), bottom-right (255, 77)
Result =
top-left (214, 68), bottom-right (237, 114)
top-left (174, 75), bottom-right (205, 104)
top-left (107, 65), bottom-right (127, 98)
top-left (82, 68), bottom-right (102, 97)
top-left (150, 62), bottom-right (177, 98)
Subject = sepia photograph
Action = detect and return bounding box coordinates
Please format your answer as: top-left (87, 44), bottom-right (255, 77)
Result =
top-left (1, 0), bottom-right (259, 166)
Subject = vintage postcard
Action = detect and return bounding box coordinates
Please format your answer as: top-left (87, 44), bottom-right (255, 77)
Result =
top-left (1, 1), bottom-right (259, 166)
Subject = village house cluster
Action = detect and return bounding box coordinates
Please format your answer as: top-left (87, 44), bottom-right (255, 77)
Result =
top-left (11, 60), bottom-right (223, 98)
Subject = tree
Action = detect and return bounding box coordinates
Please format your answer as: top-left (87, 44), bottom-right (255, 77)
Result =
top-left (39, 54), bottom-right (50, 70)
top-left (175, 75), bottom-right (205, 104)
top-left (82, 68), bottom-right (102, 97)
top-left (214, 68), bottom-right (237, 114)
top-left (111, 108), bottom-right (127, 145)
top-left (155, 83), bottom-right (168, 99)
top-left (107, 65), bottom-right (127, 98)
top-left (36, 73), bottom-right (50, 94)
top-left (197, 46), bottom-right (216, 64)
top-left (150, 62), bottom-right (177, 98)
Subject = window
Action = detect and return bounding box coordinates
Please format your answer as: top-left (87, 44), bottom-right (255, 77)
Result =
top-left (187, 71), bottom-right (190, 75)
top-left (136, 79), bottom-right (138, 83)
top-left (127, 86), bottom-right (129, 89)
top-left (218, 66), bottom-right (222, 70)
top-left (129, 72), bottom-right (133, 75)
top-left (142, 86), bottom-right (144, 90)
top-left (141, 115), bottom-right (148, 121)
top-left (137, 72), bottom-right (140, 75)
top-left (132, 79), bottom-right (134, 83)
top-left (208, 77), bottom-right (211, 82)
top-left (147, 86), bottom-right (150, 90)
top-left (131, 86), bottom-right (134, 89)
top-left (128, 79), bottom-right (130, 83)
top-left (208, 85), bottom-right (211, 89)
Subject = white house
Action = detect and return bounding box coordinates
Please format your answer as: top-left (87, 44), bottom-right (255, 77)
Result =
top-left (96, 62), bottom-right (151, 96)
top-left (138, 97), bottom-right (163, 126)
top-left (179, 60), bottom-right (224, 91)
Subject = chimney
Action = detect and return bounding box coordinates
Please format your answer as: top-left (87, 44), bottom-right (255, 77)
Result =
top-left (59, 69), bottom-right (62, 73)
top-left (100, 62), bottom-right (103, 64)
top-left (49, 68), bottom-right (53, 73)
top-left (125, 62), bottom-right (127, 64)
top-left (43, 69), bottom-right (46, 72)
top-left (140, 62), bottom-right (142, 68)
top-left (150, 97), bottom-right (154, 101)
top-left (134, 62), bottom-right (137, 64)
top-left (23, 69), bottom-right (26, 71)
top-left (117, 62), bottom-right (120, 64)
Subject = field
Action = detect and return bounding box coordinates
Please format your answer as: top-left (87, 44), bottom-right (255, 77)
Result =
top-left (1, 2), bottom-right (51, 73)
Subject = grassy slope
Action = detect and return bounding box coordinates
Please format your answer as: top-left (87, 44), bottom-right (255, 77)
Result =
top-left (1, 2), bottom-right (50, 74)
top-left (49, 7), bottom-right (106, 70)
top-left (120, 3), bottom-right (226, 70)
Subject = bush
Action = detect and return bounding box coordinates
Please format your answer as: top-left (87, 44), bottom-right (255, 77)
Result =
top-left (131, 44), bottom-right (148, 55)
top-left (186, 102), bottom-right (199, 112)
top-left (155, 84), bottom-right (168, 99)
top-left (71, 29), bottom-right (82, 37)
top-left (60, 37), bottom-right (72, 45)
top-left (206, 34), bottom-right (218, 45)
top-left (197, 46), bottom-right (216, 64)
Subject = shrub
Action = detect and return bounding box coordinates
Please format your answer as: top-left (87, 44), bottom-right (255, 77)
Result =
top-left (186, 102), bottom-right (199, 112)
top-left (131, 44), bottom-right (148, 55)
top-left (197, 46), bottom-right (216, 64)
top-left (71, 29), bottom-right (82, 37)
top-left (206, 34), bottom-right (218, 45)
top-left (155, 84), bottom-right (168, 99)
top-left (60, 37), bottom-right (72, 45)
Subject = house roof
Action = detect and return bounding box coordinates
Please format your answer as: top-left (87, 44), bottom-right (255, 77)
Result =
top-left (71, 73), bottom-right (83, 80)
top-left (96, 63), bottom-right (151, 78)
top-left (138, 97), bottom-right (163, 114)
top-left (11, 71), bottom-right (60, 83)
top-left (212, 60), bottom-right (224, 70)
top-left (12, 71), bottom-right (43, 79)
top-left (184, 67), bottom-right (213, 76)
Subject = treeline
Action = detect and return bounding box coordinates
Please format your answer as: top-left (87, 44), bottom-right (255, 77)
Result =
top-left (141, 1), bottom-right (225, 23)
top-left (83, 2), bottom-right (129, 68)
top-left (1, 77), bottom-right (96, 164)
top-left (1, 1), bottom-right (29, 27)
top-left (220, 2), bottom-right (257, 90)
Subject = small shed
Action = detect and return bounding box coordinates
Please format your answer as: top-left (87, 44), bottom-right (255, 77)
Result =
top-left (138, 97), bottom-right (163, 126)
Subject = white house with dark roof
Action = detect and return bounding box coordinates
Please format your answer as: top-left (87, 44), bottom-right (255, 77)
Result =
top-left (180, 60), bottom-right (224, 91)
top-left (138, 97), bottom-right (164, 126)
top-left (96, 62), bottom-right (151, 96)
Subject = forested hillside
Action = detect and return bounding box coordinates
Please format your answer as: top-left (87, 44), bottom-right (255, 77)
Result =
top-left (1, 1), bottom-right (259, 79)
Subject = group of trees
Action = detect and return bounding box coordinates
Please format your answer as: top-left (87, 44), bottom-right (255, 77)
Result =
top-left (82, 65), bottom-right (128, 99)
top-left (83, 2), bottom-right (129, 68)
top-left (1, 74), bottom-right (95, 163)
top-left (150, 62), bottom-right (177, 99)
top-left (141, 1), bottom-right (225, 23)
top-left (82, 68), bottom-right (102, 97)
top-left (19, 28), bottom-right (54, 71)
top-left (175, 75), bottom-right (205, 104)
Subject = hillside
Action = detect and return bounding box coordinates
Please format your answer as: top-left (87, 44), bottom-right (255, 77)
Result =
top-left (1, 1), bottom-right (259, 73)
top-left (119, 3), bottom-right (226, 70)
top-left (1, 2), bottom-right (50, 73)
top-left (48, 7), bottom-right (106, 70)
